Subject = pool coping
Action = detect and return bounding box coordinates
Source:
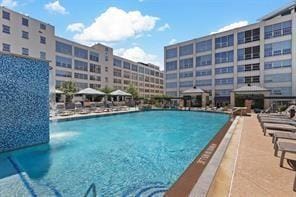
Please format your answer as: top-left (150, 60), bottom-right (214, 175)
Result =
top-left (165, 114), bottom-right (237, 196)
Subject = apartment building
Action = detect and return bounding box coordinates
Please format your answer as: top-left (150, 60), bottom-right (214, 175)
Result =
top-left (0, 6), bottom-right (164, 98)
top-left (164, 2), bottom-right (296, 106)
top-left (112, 55), bottom-right (164, 97)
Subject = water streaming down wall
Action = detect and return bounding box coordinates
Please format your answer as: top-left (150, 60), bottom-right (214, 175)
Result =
top-left (0, 52), bottom-right (49, 153)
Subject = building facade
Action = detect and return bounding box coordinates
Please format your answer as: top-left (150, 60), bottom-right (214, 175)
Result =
top-left (164, 2), bottom-right (296, 106)
top-left (0, 6), bottom-right (164, 98)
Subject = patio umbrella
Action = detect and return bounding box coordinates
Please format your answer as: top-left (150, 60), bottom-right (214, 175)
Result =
top-left (109, 90), bottom-right (132, 96)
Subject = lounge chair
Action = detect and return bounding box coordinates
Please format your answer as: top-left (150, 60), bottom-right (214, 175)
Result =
top-left (272, 131), bottom-right (296, 147)
top-left (260, 119), bottom-right (296, 127)
top-left (93, 108), bottom-right (104, 113)
top-left (274, 141), bottom-right (296, 167)
top-left (59, 110), bottom-right (75, 116)
top-left (262, 123), bottom-right (296, 136)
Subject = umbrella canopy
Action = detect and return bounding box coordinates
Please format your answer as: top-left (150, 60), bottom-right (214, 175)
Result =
top-left (75, 88), bottom-right (105, 95)
top-left (109, 90), bottom-right (132, 96)
top-left (182, 87), bottom-right (205, 95)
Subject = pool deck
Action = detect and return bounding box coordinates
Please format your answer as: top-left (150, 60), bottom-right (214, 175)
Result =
top-left (208, 114), bottom-right (296, 196)
top-left (50, 107), bottom-right (139, 122)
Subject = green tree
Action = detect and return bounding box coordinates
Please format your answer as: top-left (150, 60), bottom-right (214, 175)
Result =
top-left (100, 86), bottom-right (113, 94)
top-left (59, 81), bottom-right (77, 103)
top-left (127, 83), bottom-right (139, 98)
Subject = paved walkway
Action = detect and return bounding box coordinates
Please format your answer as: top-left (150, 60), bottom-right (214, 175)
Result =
top-left (230, 114), bottom-right (296, 196)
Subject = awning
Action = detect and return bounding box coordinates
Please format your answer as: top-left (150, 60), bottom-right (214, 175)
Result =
top-left (75, 88), bottom-right (105, 95)
top-left (233, 85), bottom-right (270, 93)
top-left (109, 90), bottom-right (132, 96)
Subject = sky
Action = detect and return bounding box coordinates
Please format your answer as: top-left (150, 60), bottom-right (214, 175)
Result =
top-left (0, 0), bottom-right (292, 69)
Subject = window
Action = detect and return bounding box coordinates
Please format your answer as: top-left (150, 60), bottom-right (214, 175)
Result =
top-left (166, 82), bottom-right (177, 88)
top-left (264, 59), bottom-right (291, 70)
top-left (269, 87), bottom-right (292, 96)
top-left (89, 75), bottom-right (101, 81)
top-left (22, 31), bottom-right (29, 39)
top-left (166, 48), bottom-right (177, 59)
top-left (40, 52), bottom-right (46, 60)
top-left (215, 34), bottom-right (233, 49)
top-left (179, 81), bottom-right (193, 88)
top-left (40, 36), bottom-right (46, 44)
top-left (76, 82), bottom-right (88, 90)
top-left (113, 58), bottom-right (122, 67)
top-left (166, 73), bottom-right (177, 80)
top-left (139, 66), bottom-right (144, 73)
top-left (74, 47), bottom-right (88, 59)
top-left (2, 25), bottom-right (10, 34)
top-left (90, 84), bottom-right (101, 89)
top-left (123, 62), bottom-right (131, 69)
top-left (179, 44), bottom-right (193, 56)
top-left (22, 48), bottom-right (29, 56)
top-left (215, 50), bottom-right (233, 64)
top-left (56, 56), bottom-right (72, 69)
top-left (56, 41), bottom-right (72, 55)
top-left (264, 40), bottom-right (291, 57)
top-left (114, 78), bottom-right (122, 84)
top-left (2, 10), bottom-right (10, 20)
top-left (165, 61), bottom-right (177, 71)
top-left (132, 64), bottom-right (138, 72)
top-left (264, 21), bottom-right (292, 39)
top-left (215, 89), bottom-right (232, 97)
top-left (179, 58), bottom-right (193, 69)
top-left (22, 18), bottom-right (29, 26)
top-left (264, 73), bottom-right (291, 83)
top-left (215, 66), bottom-right (233, 74)
top-left (56, 70), bottom-right (72, 78)
top-left (89, 63), bottom-right (101, 73)
top-left (196, 79), bottom-right (212, 86)
top-left (89, 51), bottom-right (99, 62)
top-left (237, 76), bottom-right (260, 84)
top-left (74, 60), bottom-right (88, 71)
top-left (196, 54), bottom-right (212, 67)
top-left (179, 71), bottom-right (193, 78)
top-left (113, 69), bottom-right (122, 77)
top-left (196, 69), bottom-right (211, 76)
top-left (238, 63), bottom-right (260, 72)
top-left (215, 78), bottom-right (233, 85)
top-left (74, 73), bottom-right (88, 80)
top-left (238, 28), bottom-right (260, 44)
top-left (196, 39), bottom-right (212, 53)
top-left (2, 43), bottom-right (10, 52)
top-left (40, 23), bottom-right (46, 30)
top-left (123, 71), bottom-right (130, 79)
top-left (237, 46), bottom-right (260, 60)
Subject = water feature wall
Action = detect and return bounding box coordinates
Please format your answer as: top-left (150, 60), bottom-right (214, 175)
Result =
top-left (0, 53), bottom-right (49, 153)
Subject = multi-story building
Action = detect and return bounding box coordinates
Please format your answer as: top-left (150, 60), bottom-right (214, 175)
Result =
top-left (164, 2), bottom-right (296, 106)
top-left (112, 55), bottom-right (164, 97)
top-left (0, 6), bottom-right (164, 98)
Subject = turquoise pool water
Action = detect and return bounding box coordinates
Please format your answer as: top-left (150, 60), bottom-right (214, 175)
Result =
top-left (0, 111), bottom-right (229, 196)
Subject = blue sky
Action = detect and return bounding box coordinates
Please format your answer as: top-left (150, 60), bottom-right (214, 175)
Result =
top-left (1, 0), bottom-right (292, 69)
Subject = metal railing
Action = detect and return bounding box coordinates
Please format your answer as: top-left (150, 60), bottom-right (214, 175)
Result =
top-left (84, 183), bottom-right (97, 197)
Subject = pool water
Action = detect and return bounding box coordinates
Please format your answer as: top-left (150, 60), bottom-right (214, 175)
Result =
top-left (0, 111), bottom-right (229, 196)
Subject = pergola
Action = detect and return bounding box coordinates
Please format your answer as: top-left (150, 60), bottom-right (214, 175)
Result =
top-left (230, 85), bottom-right (271, 110)
top-left (181, 87), bottom-right (209, 108)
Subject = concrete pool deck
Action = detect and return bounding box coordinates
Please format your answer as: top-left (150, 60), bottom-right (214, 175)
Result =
top-left (208, 114), bottom-right (296, 196)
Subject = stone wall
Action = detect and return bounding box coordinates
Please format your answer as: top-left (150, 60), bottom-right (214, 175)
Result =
top-left (0, 53), bottom-right (49, 152)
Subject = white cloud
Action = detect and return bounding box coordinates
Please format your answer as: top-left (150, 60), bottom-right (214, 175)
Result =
top-left (210, 20), bottom-right (248, 34)
top-left (44, 0), bottom-right (68, 15)
top-left (169, 38), bottom-right (177, 45)
top-left (114, 46), bottom-right (162, 68)
top-left (0, 0), bottom-right (18, 8)
top-left (157, 23), bottom-right (170, 31)
top-left (66, 23), bottom-right (85, 32)
top-left (73, 7), bottom-right (159, 43)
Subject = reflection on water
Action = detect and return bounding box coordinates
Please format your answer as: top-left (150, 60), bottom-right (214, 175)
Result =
top-left (50, 131), bottom-right (79, 141)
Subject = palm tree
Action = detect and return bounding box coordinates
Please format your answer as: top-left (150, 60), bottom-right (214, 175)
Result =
top-left (59, 81), bottom-right (77, 103)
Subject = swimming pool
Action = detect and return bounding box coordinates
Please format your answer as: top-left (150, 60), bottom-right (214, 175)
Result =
top-left (0, 111), bottom-right (229, 196)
